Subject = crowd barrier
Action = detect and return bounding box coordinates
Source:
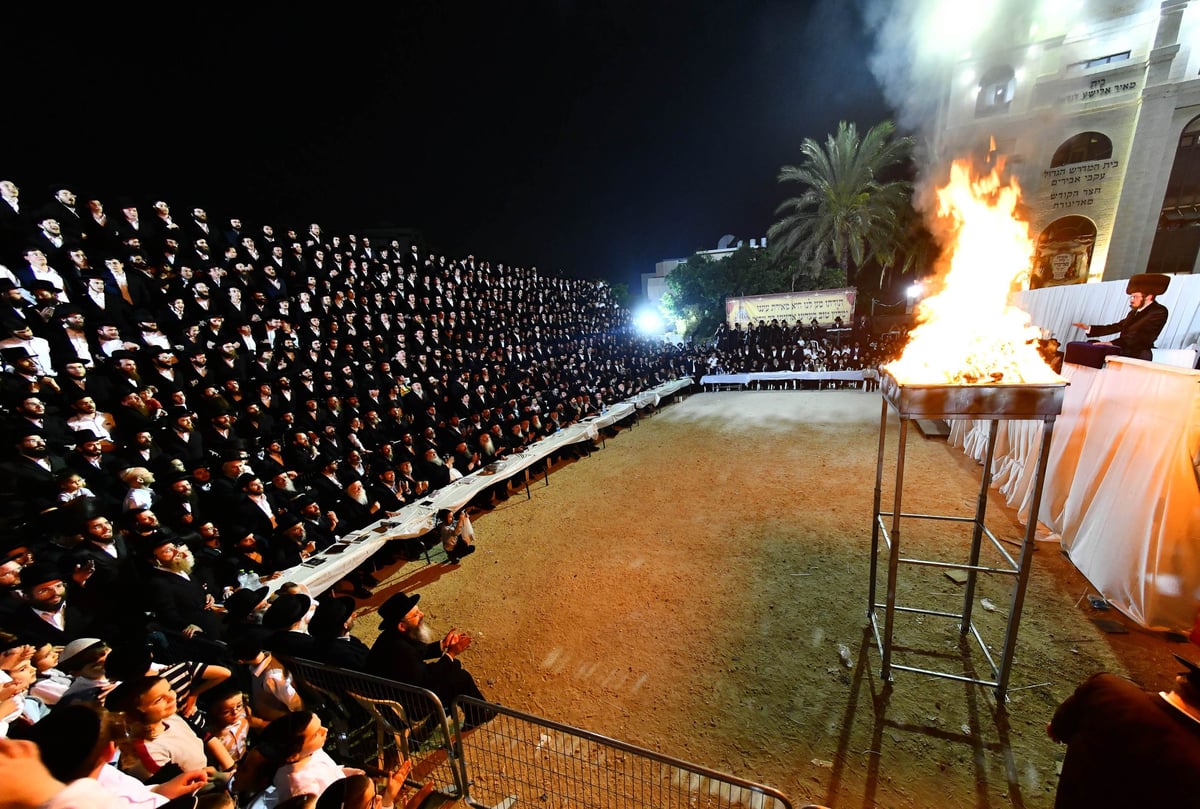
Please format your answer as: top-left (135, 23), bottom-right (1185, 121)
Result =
top-left (269, 376), bottom-right (694, 594)
top-left (456, 696), bottom-right (795, 809)
top-left (700, 371), bottom-right (864, 390)
top-left (282, 656), bottom-right (794, 809)
top-left (283, 656), bottom-right (468, 802)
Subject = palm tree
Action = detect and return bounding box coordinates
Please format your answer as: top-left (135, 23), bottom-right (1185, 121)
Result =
top-left (768, 120), bottom-right (914, 288)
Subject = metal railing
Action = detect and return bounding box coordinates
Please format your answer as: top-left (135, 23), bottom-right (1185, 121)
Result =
top-left (281, 658), bottom-right (794, 809)
top-left (282, 656), bottom-right (467, 801)
top-left (455, 697), bottom-right (792, 809)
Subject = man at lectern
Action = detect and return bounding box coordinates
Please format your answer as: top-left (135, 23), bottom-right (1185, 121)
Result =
top-left (1071, 273), bottom-right (1170, 362)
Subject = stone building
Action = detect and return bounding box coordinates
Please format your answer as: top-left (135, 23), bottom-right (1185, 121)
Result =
top-left (932, 0), bottom-right (1200, 286)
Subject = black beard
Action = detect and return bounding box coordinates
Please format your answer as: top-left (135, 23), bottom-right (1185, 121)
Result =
top-left (24, 447), bottom-right (48, 458)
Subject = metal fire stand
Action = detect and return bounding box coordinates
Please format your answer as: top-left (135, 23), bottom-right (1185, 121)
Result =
top-left (868, 373), bottom-right (1066, 700)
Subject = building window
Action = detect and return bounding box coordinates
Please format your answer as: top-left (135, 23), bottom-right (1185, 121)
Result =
top-left (1049, 132), bottom-right (1113, 167)
top-left (975, 65), bottom-right (1015, 118)
top-left (1071, 51), bottom-right (1131, 71)
top-left (1031, 216), bottom-right (1095, 289)
top-left (1147, 115), bottom-right (1200, 274)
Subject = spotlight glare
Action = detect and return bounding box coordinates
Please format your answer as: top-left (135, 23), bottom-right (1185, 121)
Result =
top-left (634, 309), bottom-right (664, 335)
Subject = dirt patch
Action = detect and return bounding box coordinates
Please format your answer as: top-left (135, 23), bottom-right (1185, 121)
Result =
top-left (352, 390), bottom-right (1187, 809)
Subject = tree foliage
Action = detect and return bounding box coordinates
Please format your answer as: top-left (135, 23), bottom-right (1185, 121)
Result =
top-left (607, 281), bottom-right (632, 310)
top-left (661, 245), bottom-right (788, 340)
top-left (768, 120), bottom-right (914, 287)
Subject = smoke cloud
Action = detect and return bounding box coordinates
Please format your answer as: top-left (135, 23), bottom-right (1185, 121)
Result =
top-left (860, 0), bottom-right (1131, 193)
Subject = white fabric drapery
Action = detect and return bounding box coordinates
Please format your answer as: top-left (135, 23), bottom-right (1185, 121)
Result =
top-left (1051, 358), bottom-right (1200, 631)
top-left (953, 358), bottom-right (1200, 631)
top-left (1012, 273), bottom-right (1200, 355)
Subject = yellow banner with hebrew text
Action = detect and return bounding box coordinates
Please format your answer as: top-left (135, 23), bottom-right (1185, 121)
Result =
top-left (725, 288), bottom-right (856, 328)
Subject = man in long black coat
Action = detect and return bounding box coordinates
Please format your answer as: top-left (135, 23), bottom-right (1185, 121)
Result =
top-left (1048, 658), bottom-right (1200, 808)
top-left (5, 561), bottom-right (94, 647)
top-left (142, 532), bottom-right (224, 640)
top-left (1071, 273), bottom-right (1170, 362)
top-left (308, 596), bottom-right (370, 670)
top-left (365, 591), bottom-right (493, 727)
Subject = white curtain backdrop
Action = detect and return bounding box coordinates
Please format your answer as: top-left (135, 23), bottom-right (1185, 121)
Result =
top-left (1011, 273), bottom-right (1200, 353)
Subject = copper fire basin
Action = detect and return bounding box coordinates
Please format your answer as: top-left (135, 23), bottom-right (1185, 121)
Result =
top-left (881, 372), bottom-right (1066, 419)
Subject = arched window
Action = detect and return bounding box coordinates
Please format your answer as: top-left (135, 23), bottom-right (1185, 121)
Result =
top-left (976, 65), bottom-right (1015, 118)
top-left (1031, 216), bottom-right (1096, 289)
top-left (1049, 132), bottom-right (1113, 167)
top-left (1147, 115), bottom-right (1200, 274)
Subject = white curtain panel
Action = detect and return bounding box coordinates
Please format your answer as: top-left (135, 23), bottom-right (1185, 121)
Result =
top-left (1012, 273), bottom-right (1200, 352)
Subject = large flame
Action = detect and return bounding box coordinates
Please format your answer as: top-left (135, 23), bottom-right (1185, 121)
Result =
top-left (886, 159), bottom-right (1062, 385)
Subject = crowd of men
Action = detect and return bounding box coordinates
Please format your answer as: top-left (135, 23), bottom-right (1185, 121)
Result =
top-left (703, 319), bottom-right (906, 385)
top-left (0, 179), bottom-right (707, 640)
top-left (0, 178), bottom-right (707, 804)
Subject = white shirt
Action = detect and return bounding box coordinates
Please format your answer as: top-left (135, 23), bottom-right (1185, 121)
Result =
top-left (32, 605), bottom-right (66, 630)
top-left (96, 764), bottom-right (170, 808)
top-left (252, 655), bottom-right (302, 716)
top-left (122, 487), bottom-right (155, 512)
top-left (274, 749), bottom-right (350, 804)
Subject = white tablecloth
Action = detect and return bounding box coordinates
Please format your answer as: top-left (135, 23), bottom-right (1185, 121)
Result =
top-left (1051, 358), bottom-right (1200, 631)
top-left (700, 370), bottom-right (864, 387)
top-left (271, 377), bottom-right (694, 594)
top-left (952, 358), bottom-right (1200, 630)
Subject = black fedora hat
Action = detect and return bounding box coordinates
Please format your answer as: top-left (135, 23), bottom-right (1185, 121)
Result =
top-left (224, 586), bottom-right (269, 623)
top-left (1126, 273), bottom-right (1171, 296)
top-left (262, 593), bottom-right (311, 630)
top-left (377, 591), bottom-right (419, 627)
top-left (309, 595), bottom-right (355, 640)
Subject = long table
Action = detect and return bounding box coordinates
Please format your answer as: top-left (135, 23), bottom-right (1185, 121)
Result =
top-left (700, 370), bottom-right (864, 389)
top-left (270, 377), bottom-right (694, 594)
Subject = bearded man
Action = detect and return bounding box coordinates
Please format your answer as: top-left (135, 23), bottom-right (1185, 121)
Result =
top-left (338, 478), bottom-right (385, 531)
top-left (142, 532), bottom-right (223, 639)
top-left (365, 592), bottom-right (494, 729)
top-left (8, 561), bottom-right (95, 647)
top-left (156, 471), bottom-right (205, 534)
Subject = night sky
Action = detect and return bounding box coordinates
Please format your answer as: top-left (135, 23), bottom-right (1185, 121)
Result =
top-left (7, 1), bottom-right (891, 294)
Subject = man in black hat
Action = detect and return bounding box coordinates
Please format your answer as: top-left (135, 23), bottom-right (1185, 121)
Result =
top-left (0, 344), bottom-right (58, 404)
top-left (104, 349), bottom-right (143, 402)
top-left (1071, 273), bottom-right (1170, 362)
top-left (47, 304), bottom-right (95, 369)
top-left (271, 511), bottom-right (315, 572)
top-left (141, 345), bottom-right (183, 396)
top-left (221, 584), bottom-right (270, 645)
top-left (6, 560), bottom-right (93, 647)
top-left (261, 592), bottom-right (318, 659)
top-left (154, 469), bottom-right (204, 534)
top-left (308, 596), bottom-right (369, 669)
top-left (57, 360), bottom-right (115, 413)
top-left (158, 407), bottom-right (206, 470)
top-left (3, 425), bottom-right (68, 517)
top-left (1048, 656), bottom-right (1200, 807)
top-left (365, 591), bottom-right (493, 728)
top-left (142, 533), bottom-right (224, 640)
top-left (62, 428), bottom-right (123, 511)
top-left (294, 494), bottom-right (340, 551)
top-left (70, 509), bottom-right (139, 635)
top-left (203, 406), bottom-right (238, 459)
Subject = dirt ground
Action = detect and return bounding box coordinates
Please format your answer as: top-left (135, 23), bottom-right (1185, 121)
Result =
top-left (351, 389), bottom-right (1191, 809)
